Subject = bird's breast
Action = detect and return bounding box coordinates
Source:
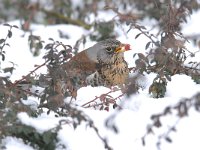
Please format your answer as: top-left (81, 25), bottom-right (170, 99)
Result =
top-left (99, 57), bottom-right (129, 86)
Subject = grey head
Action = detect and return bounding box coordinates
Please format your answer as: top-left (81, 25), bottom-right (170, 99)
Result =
top-left (85, 39), bottom-right (122, 63)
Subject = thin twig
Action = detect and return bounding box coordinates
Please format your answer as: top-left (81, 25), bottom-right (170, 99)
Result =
top-left (81, 90), bottom-right (113, 107)
top-left (10, 61), bottom-right (48, 88)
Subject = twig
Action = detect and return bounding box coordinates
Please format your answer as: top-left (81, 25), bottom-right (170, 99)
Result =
top-left (10, 61), bottom-right (48, 88)
top-left (81, 87), bottom-right (126, 109)
top-left (81, 90), bottom-right (113, 107)
top-left (41, 8), bottom-right (92, 30)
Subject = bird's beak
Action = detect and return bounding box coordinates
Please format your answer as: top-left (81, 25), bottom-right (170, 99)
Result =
top-left (115, 43), bottom-right (131, 53)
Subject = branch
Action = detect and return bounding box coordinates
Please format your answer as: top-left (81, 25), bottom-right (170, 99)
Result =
top-left (10, 61), bottom-right (47, 88)
top-left (81, 87), bottom-right (125, 109)
top-left (81, 90), bottom-right (113, 108)
top-left (141, 92), bottom-right (200, 147)
top-left (41, 8), bottom-right (92, 30)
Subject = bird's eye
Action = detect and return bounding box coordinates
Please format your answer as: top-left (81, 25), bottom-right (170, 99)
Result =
top-left (115, 41), bottom-right (121, 46)
top-left (106, 47), bottom-right (113, 52)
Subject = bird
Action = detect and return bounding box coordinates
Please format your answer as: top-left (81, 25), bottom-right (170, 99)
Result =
top-left (61, 39), bottom-right (131, 92)
top-left (16, 39), bottom-right (131, 97)
top-left (16, 39), bottom-right (131, 108)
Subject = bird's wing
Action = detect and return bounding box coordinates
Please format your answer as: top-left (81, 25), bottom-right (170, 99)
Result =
top-left (62, 50), bottom-right (97, 76)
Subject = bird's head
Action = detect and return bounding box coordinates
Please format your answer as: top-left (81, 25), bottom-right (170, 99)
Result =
top-left (86, 39), bottom-right (131, 63)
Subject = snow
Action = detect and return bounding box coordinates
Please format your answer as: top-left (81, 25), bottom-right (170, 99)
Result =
top-left (17, 112), bottom-right (66, 133)
top-left (2, 137), bottom-right (34, 150)
top-left (166, 75), bottom-right (200, 98)
top-left (1, 8), bottom-right (200, 150)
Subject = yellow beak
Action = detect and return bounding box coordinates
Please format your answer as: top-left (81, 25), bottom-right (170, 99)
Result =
top-left (115, 43), bottom-right (131, 53)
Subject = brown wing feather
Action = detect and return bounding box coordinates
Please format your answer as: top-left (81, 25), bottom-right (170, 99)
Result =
top-left (62, 50), bottom-right (97, 76)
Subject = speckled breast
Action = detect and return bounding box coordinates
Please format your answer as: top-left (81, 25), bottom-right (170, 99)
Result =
top-left (99, 57), bottom-right (129, 86)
